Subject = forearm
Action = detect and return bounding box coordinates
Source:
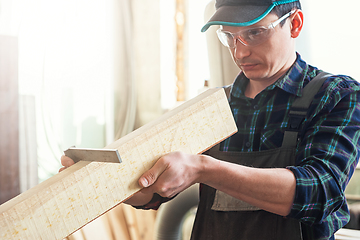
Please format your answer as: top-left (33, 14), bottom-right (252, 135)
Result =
top-left (135, 152), bottom-right (296, 215)
top-left (199, 155), bottom-right (296, 216)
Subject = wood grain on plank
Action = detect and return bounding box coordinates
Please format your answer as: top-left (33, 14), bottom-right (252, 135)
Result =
top-left (0, 88), bottom-right (237, 240)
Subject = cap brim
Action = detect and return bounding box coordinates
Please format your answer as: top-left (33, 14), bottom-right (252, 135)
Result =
top-left (201, 4), bottom-right (274, 32)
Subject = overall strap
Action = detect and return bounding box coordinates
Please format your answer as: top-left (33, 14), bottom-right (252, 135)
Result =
top-left (223, 84), bottom-right (232, 99)
top-left (281, 71), bottom-right (332, 148)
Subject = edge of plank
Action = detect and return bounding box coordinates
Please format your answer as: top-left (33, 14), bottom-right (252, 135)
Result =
top-left (104, 88), bottom-right (225, 150)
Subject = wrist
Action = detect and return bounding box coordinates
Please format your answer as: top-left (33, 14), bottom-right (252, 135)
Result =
top-left (196, 154), bottom-right (219, 185)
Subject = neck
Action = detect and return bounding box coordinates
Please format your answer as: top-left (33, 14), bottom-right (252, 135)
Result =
top-left (245, 78), bottom-right (278, 99)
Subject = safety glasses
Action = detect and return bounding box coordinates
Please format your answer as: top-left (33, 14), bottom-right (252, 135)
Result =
top-left (216, 10), bottom-right (295, 48)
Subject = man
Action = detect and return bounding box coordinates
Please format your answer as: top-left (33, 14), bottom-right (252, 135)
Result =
top-left (61, 0), bottom-right (360, 239)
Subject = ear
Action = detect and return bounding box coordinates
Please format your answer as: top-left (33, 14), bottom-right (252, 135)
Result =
top-left (290, 9), bottom-right (303, 38)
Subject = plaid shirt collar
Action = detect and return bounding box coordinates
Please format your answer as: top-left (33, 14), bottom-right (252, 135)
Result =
top-left (229, 53), bottom-right (310, 102)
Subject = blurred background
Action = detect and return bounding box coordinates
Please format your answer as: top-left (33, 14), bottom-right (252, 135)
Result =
top-left (1, 0), bottom-right (360, 238)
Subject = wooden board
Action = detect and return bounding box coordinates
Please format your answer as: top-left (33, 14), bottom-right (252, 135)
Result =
top-left (0, 87), bottom-right (237, 240)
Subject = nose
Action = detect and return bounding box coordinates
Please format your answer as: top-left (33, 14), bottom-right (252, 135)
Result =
top-left (233, 39), bottom-right (251, 59)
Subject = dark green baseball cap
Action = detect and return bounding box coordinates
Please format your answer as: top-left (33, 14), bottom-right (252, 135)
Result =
top-left (201, 0), bottom-right (300, 32)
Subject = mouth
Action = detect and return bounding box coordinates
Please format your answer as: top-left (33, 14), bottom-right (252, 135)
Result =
top-left (239, 63), bottom-right (258, 71)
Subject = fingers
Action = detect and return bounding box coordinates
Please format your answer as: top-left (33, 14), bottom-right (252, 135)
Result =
top-left (139, 159), bottom-right (169, 188)
top-left (124, 191), bottom-right (154, 206)
top-left (61, 155), bottom-right (75, 167)
top-left (59, 155), bottom-right (75, 172)
top-left (138, 152), bottom-right (195, 198)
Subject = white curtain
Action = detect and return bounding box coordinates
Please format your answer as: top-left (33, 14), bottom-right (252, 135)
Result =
top-left (114, 0), bottom-right (163, 136)
top-left (131, 0), bottom-right (163, 129)
top-left (204, 0), bottom-right (240, 88)
top-left (0, 0), bottom-right (164, 184)
top-left (113, 0), bottom-right (137, 140)
top-left (0, 0), bottom-right (162, 239)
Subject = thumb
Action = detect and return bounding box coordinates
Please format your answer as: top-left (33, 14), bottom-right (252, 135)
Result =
top-left (139, 159), bottom-right (168, 188)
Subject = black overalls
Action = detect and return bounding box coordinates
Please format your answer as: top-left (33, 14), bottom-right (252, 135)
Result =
top-left (190, 72), bottom-right (330, 240)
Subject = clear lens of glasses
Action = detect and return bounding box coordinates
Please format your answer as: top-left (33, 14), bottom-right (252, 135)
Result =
top-left (216, 10), bottom-right (295, 48)
top-left (217, 27), bottom-right (273, 47)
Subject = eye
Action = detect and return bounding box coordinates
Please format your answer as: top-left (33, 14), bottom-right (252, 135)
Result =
top-left (245, 28), bottom-right (267, 40)
top-left (225, 32), bottom-right (234, 45)
top-left (217, 29), bottom-right (237, 47)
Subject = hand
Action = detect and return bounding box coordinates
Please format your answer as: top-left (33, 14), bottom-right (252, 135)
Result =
top-left (59, 155), bottom-right (75, 172)
top-left (139, 151), bottom-right (204, 198)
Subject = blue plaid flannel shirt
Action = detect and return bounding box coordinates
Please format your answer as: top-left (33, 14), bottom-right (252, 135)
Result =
top-left (137, 54), bottom-right (360, 240)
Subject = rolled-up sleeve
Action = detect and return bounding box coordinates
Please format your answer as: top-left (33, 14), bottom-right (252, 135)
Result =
top-left (287, 77), bottom-right (360, 226)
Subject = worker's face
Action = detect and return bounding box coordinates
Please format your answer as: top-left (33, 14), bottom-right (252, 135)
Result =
top-left (222, 10), bottom-right (302, 83)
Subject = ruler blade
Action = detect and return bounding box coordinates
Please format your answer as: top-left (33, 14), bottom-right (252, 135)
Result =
top-left (64, 147), bottom-right (122, 163)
